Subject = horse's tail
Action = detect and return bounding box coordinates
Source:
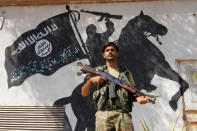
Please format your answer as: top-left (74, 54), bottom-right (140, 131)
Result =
top-left (52, 96), bottom-right (73, 131)
top-left (53, 96), bottom-right (71, 106)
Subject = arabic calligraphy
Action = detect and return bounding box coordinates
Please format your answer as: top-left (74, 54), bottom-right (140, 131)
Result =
top-left (13, 23), bottom-right (58, 55)
top-left (9, 46), bottom-right (80, 83)
top-left (35, 39), bottom-right (52, 57)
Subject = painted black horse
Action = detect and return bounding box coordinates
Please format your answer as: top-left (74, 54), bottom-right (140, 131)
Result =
top-left (53, 11), bottom-right (189, 131)
top-left (118, 11), bottom-right (188, 110)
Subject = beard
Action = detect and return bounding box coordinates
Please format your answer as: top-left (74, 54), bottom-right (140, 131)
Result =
top-left (105, 56), bottom-right (117, 62)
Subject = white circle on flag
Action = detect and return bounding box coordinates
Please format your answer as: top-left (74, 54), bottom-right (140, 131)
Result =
top-left (35, 39), bottom-right (52, 57)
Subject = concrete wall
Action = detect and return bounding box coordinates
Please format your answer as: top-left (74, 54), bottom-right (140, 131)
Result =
top-left (0, 0), bottom-right (197, 130)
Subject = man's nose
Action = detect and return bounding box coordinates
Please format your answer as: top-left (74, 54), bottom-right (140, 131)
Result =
top-left (108, 50), bottom-right (113, 53)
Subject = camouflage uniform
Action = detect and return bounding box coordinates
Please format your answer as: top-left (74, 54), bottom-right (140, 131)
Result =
top-left (95, 110), bottom-right (134, 131)
top-left (88, 65), bottom-right (136, 131)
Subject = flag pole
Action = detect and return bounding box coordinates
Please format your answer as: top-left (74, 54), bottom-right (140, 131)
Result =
top-left (66, 5), bottom-right (89, 56)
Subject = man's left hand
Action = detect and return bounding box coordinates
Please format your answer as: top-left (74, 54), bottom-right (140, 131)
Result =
top-left (136, 96), bottom-right (150, 104)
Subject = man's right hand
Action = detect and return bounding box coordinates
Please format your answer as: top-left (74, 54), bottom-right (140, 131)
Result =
top-left (82, 76), bottom-right (106, 97)
top-left (89, 76), bottom-right (107, 85)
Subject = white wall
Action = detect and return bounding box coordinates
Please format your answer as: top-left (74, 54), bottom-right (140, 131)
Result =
top-left (0, 1), bottom-right (197, 130)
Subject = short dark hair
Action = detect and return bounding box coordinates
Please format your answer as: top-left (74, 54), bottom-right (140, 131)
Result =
top-left (102, 42), bottom-right (119, 53)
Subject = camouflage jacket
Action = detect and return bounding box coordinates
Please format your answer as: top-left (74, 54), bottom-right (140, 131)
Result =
top-left (91, 65), bottom-right (136, 113)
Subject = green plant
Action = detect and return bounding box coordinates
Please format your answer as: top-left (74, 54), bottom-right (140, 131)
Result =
top-left (139, 118), bottom-right (150, 131)
top-left (171, 108), bottom-right (182, 131)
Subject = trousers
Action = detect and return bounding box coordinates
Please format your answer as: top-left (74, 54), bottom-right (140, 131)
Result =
top-left (95, 110), bottom-right (134, 131)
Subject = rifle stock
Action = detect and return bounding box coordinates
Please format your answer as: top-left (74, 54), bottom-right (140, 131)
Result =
top-left (81, 64), bottom-right (99, 75)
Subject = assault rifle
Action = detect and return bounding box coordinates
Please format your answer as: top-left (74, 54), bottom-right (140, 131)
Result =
top-left (80, 10), bottom-right (123, 22)
top-left (80, 64), bottom-right (159, 104)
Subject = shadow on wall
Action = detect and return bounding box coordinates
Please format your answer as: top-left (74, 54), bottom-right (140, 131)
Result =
top-left (53, 11), bottom-right (189, 131)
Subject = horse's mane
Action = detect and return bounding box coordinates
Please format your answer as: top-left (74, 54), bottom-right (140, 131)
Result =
top-left (118, 15), bottom-right (145, 45)
top-left (121, 15), bottom-right (142, 36)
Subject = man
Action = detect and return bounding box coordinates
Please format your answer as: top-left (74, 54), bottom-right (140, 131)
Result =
top-left (82, 42), bottom-right (150, 131)
top-left (85, 20), bottom-right (115, 67)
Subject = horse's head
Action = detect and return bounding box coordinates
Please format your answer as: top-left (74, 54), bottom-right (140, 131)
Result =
top-left (133, 11), bottom-right (167, 44)
top-left (136, 11), bottom-right (167, 36)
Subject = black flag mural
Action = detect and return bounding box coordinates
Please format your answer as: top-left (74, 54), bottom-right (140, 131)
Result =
top-left (5, 11), bottom-right (86, 88)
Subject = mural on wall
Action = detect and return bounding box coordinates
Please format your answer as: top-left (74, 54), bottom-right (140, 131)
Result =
top-left (81, 9), bottom-right (121, 67)
top-left (4, 9), bottom-right (86, 88)
top-left (53, 9), bottom-right (189, 131)
top-left (4, 6), bottom-right (190, 131)
top-left (117, 11), bottom-right (189, 112)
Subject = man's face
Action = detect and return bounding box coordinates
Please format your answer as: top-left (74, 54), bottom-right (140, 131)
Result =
top-left (103, 45), bottom-right (119, 61)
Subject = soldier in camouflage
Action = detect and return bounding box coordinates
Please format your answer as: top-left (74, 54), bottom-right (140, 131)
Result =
top-left (82, 42), bottom-right (150, 131)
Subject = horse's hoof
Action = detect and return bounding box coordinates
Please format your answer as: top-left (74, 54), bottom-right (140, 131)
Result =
top-left (169, 99), bottom-right (177, 111)
top-left (169, 90), bottom-right (181, 111)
